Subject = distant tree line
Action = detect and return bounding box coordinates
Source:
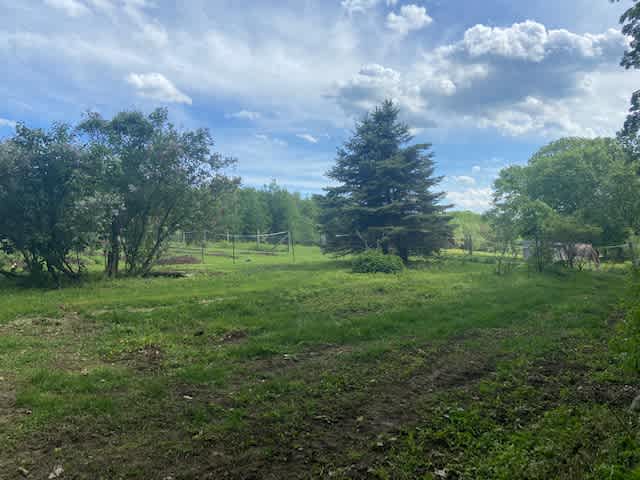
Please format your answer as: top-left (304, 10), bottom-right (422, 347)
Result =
top-left (181, 181), bottom-right (320, 246)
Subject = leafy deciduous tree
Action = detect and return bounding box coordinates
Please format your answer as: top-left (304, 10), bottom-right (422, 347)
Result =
top-left (79, 108), bottom-right (233, 277)
top-left (0, 124), bottom-right (102, 281)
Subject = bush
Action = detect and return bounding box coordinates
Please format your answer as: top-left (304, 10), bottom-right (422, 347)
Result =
top-left (352, 250), bottom-right (404, 274)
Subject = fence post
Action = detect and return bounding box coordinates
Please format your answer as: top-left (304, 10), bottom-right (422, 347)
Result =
top-left (289, 230), bottom-right (296, 263)
top-left (257, 229), bottom-right (260, 251)
top-left (232, 234), bottom-right (236, 264)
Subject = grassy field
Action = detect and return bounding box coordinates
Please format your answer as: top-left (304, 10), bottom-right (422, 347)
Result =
top-left (1, 247), bottom-right (638, 479)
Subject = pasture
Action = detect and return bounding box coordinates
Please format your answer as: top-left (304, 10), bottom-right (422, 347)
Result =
top-left (1, 248), bottom-right (638, 479)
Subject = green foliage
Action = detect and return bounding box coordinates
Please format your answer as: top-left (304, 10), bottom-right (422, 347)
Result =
top-left (499, 138), bottom-right (635, 244)
top-left (186, 181), bottom-right (320, 245)
top-left (450, 211), bottom-right (492, 253)
top-left (612, 271), bottom-right (640, 375)
top-left (78, 108), bottom-right (232, 277)
top-left (352, 249), bottom-right (405, 274)
top-left (319, 100), bottom-right (452, 262)
top-left (0, 124), bottom-right (103, 281)
top-left (490, 137), bottom-right (640, 272)
top-left (614, 0), bottom-right (640, 157)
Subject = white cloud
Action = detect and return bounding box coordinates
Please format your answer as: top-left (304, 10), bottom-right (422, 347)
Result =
top-left (446, 187), bottom-right (493, 212)
top-left (296, 133), bottom-right (319, 143)
top-left (86, 0), bottom-right (113, 11)
top-left (341, 0), bottom-right (379, 14)
top-left (1, 5), bottom-right (637, 148)
top-left (0, 118), bottom-right (17, 128)
top-left (44, 0), bottom-right (90, 17)
top-left (138, 20), bottom-right (168, 47)
top-left (461, 21), bottom-right (626, 62)
top-left (472, 165), bottom-right (481, 173)
top-left (453, 175), bottom-right (476, 186)
top-left (386, 4), bottom-right (432, 36)
top-left (331, 19), bottom-right (633, 138)
top-left (330, 63), bottom-right (427, 118)
top-left (254, 133), bottom-right (287, 147)
top-left (341, 0), bottom-right (398, 14)
top-left (227, 110), bottom-right (261, 121)
top-left (126, 72), bottom-right (192, 104)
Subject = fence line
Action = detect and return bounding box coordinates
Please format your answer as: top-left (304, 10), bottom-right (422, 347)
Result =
top-left (164, 230), bottom-right (295, 264)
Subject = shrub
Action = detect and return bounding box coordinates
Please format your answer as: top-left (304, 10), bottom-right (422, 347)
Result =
top-left (352, 250), bottom-right (404, 274)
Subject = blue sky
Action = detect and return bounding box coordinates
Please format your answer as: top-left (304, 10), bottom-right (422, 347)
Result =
top-left (1, 0), bottom-right (639, 211)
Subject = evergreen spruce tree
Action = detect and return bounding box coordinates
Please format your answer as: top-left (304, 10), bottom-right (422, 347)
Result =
top-left (318, 100), bottom-right (452, 262)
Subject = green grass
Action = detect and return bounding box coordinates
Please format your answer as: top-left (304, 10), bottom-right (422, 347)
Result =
top-left (0, 247), bottom-right (637, 479)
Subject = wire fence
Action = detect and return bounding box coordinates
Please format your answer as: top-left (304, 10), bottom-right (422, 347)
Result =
top-left (161, 230), bottom-right (295, 264)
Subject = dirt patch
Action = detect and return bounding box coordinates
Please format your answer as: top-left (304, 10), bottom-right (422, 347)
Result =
top-left (218, 330), bottom-right (249, 344)
top-left (3, 322), bottom-right (629, 480)
top-left (157, 256), bottom-right (202, 265)
top-left (171, 340), bottom-right (501, 479)
top-left (0, 378), bottom-right (19, 429)
top-left (0, 312), bottom-right (91, 340)
top-left (146, 271), bottom-right (190, 278)
top-left (119, 345), bottom-right (165, 372)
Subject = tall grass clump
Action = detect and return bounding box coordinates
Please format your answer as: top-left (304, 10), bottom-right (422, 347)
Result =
top-left (352, 250), bottom-right (404, 274)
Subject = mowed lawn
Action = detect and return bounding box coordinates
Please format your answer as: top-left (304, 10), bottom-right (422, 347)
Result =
top-left (1, 248), bottom-right (638, 479)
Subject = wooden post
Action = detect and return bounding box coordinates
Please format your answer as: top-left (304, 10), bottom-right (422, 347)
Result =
top-left (232, 234), bottom-right (236, 264)
top-left (289, 230), bottom-right (296, 263)
top-left (257, 229), bottom-right (260, 251)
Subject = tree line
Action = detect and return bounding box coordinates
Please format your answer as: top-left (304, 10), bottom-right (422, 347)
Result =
top-left (181, 181), bottom-right (320, 245)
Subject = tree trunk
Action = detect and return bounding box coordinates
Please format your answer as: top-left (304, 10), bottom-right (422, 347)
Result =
top-left (398, 246), bottom-right (409, 264)
top-left (106, 220), bottom-right (120, 277)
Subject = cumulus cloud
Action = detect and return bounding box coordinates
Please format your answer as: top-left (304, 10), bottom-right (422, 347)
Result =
top-left (2, 4), bottom-right (637, 149)
top-left (44, 0), bottom-right (90, 17)
top-left (255, 133), bottom-right (287, 147)
top-left (296, 133), bottom-right (319, 143)
top-left (446, 187), bottom-right (493, 212)
top-left (341, 0), bottom-right (378, 14)
top-left (341, 0), bottom-right (397, 14)
top-left (386, 5), bottom-right (432, 36)
top-left (126, 72), bottom-right (192, 104)
top-left (227, 110), bottom-right (261, 121)
top-left (462, 21), bottom-right (625, 62)
top-left (331, 20), bottom-right (632, 138)
top-left (452, 175), bottom-right (476, 186)
top-left (0, 117), bottom-right (17, 128)
top-left (329, 63), bottom-right (428, 119)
